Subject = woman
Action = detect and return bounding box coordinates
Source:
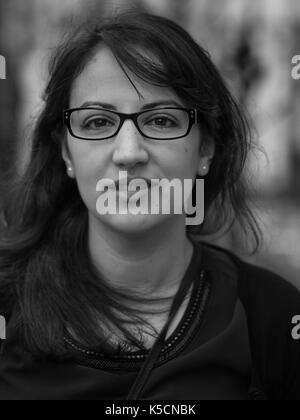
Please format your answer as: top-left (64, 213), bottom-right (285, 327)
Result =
top-left (0, 11), bottom-right (299, 401)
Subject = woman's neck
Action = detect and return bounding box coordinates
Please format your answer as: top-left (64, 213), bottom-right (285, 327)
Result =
top-left (88, 214), bottom-right (194, 298)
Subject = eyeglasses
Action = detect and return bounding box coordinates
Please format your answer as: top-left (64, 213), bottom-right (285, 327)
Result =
top-left (63, 107), bottom-right (199, 141)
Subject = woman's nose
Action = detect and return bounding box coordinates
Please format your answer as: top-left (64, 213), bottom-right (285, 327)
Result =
top-left (112, 120), bottom-right (149, 168)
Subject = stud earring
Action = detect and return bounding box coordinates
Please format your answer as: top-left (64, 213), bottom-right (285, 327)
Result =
top-left (198, 165), bottom-right (209, 177)
top-left (202, 165), bottom-right (209, 174)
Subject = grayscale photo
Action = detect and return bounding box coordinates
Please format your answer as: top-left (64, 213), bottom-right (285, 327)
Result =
top-left (0, 0), bottom-right (300, 402)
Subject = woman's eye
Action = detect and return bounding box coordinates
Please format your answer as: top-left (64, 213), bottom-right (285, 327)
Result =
top-left (146, 116), bottom-right (177, 128)
top-left (83, 118), bottom-right (114, 129)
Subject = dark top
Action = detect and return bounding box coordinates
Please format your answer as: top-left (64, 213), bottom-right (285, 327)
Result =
top-left (0, 242), bottom-right (300, 400)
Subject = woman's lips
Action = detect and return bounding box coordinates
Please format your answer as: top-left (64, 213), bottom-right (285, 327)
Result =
top-left (116, 183), bottom-right (150, 191)
top-left (117, 184), bottom-right (152, 199)
top-left (96, 175), bottom-right (161, 193)
top-left (115, 178), bottom-right (158, 190)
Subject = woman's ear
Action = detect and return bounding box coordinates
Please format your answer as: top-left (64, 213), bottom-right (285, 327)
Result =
top-left (197, 139), bottom-right (215, 177)
top-left (61, 141), bottom-right (75, 179)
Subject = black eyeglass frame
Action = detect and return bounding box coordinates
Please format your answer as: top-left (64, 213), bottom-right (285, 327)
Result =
top-left (63, 107), bottom-right (200, 141)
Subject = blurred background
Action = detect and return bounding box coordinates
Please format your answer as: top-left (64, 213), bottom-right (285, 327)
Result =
top-left (0, 0), bottom-right (299, 288)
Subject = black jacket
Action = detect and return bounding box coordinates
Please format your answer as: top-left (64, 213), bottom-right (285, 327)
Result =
top-left (0, 243), bottom-right (300, 400)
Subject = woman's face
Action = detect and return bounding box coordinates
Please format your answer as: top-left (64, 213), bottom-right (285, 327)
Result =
top-left (63, 46), bottom-right (211, 235)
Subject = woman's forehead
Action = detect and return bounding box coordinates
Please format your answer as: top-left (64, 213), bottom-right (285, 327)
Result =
top-left (69, 46), bottom-right (182, 110)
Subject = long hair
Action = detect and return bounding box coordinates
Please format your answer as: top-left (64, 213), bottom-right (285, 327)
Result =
top-left (0, 11), bottom-right (261, 357)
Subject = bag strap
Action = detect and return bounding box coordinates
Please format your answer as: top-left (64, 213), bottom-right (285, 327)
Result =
top-left (126, 243), bottom-right (202, 400)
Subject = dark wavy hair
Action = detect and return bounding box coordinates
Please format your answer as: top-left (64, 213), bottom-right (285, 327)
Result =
top-left (0, 11), bottom-right (261, 357)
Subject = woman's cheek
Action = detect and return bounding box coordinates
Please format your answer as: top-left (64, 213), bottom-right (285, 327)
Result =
top-left (73, 162), bottom-right (100, 209)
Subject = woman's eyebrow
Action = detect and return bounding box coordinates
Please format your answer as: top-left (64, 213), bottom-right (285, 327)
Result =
top-left (141, 100), bottom-right (183, 110)
top-left (80, 101), bottom-right (116, 110)
top-left (79, 100), bottom-right (183, 110)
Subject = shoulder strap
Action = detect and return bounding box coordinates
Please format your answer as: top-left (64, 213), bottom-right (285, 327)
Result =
top-left (126, 242), bottom-right (203, 400)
